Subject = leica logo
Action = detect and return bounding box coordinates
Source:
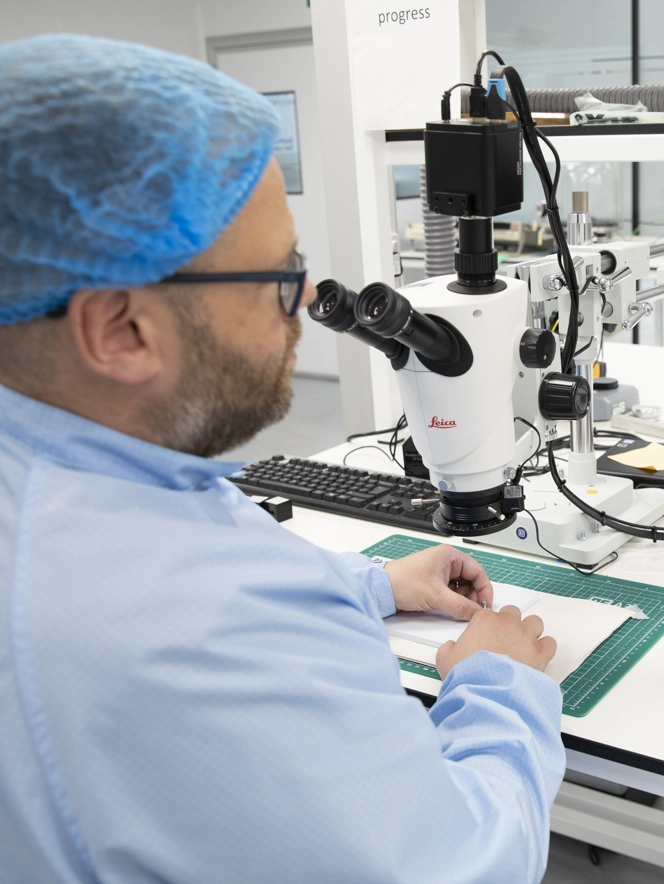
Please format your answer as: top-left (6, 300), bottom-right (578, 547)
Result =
top-left (428, 416), bottom-right (457, 429)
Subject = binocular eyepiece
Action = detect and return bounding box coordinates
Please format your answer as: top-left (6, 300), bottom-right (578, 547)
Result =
top-left (308, 280), bottom-right (358, 334)
top-left (308, 280), bottom-right (408, 369)
top-left (309, 279), bottom-right (462, 370)
top-left (354, 283), bottom-right (459, 364)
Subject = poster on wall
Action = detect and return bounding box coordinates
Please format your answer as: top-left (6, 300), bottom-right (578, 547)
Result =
top-left (263, 91), bottom-right (303, 195)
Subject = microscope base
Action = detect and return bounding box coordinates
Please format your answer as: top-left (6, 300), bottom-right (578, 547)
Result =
top-left (480, 473), bottom-right (664, 566)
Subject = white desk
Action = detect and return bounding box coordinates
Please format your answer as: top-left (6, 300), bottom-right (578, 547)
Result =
top-left (285, 445), bottom-right (664, 795)
top-left (282, 341), bottom-right (664, 864)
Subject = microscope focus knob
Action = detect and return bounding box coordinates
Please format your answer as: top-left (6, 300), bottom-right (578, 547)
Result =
top-left (538, 372), bottom-right (590, 421)
top-left (519, 328), bottom-right (557, 369)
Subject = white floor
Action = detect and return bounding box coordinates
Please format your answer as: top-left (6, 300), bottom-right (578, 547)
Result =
top-left (227, 374), bottom-right (664, 883)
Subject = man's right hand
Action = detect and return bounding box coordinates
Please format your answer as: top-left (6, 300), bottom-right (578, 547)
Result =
top-left (435, 605), bottom-right (557, 679)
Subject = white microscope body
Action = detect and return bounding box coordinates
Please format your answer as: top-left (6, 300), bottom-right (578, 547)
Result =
top-left (397, 276), bottom-right (549, 494)
top-left (395, 239), bottom-right (664, 566)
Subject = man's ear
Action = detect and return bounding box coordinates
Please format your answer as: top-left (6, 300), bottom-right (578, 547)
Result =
top-left (65, 288), bottom-right (169, 385)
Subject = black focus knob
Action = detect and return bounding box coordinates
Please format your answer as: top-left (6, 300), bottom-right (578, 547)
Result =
top-left (519, 328), bottom-right (557, 369)
top-left (538, 372), bottom-right (590, 421)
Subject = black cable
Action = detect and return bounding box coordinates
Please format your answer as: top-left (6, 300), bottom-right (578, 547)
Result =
top-left (346, 424), bottom-right (402, 443)
top-left (595, 428), bottom-right (641, 441)
top-left (344, 417), bottom-right (407, 471)
top-left (496, 61), bottom-right (580, 373)
top-left (513, 417), bottom-right (542, 481)
top-left (574, 338), bottom-right (594, 358)
top-left (536, 128), bottom-right (561, 202)
top-left (441, 82), bottom-right (476, 120)
top-left (517, 427), bottom-right (644, 478)
top-left (547, 441), bottom-right (664, 541)
top-left (443, 82), bottom-right (474, 95)
top-left (342, 445), bottom-right (397, 467)
top-left (573, 276), bottom-right (597, 357)
top-left (524, 508), bottom-right (619, 574)
top-left (475, 50), bottom-right (505, 79)
top-left (388, 414), bottom-right (407, 470)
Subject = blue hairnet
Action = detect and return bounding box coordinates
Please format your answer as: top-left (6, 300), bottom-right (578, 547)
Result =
top-left (0, 34), bottom-right (281, 325)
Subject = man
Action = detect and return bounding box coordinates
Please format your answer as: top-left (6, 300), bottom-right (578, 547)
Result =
top-left (0, 34), bottom-right (564, 884)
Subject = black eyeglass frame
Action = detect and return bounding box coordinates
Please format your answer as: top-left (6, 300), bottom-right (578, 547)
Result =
top-left (160, 250), bottom-right (308, 317)
top-left (45, 251), bottom-right (308, 320)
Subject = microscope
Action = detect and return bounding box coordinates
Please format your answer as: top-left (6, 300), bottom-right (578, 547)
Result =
top-left (309, 58), bottom-right (664, 568)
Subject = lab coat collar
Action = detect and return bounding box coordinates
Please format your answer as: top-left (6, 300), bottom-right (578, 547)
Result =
top-left (0, 382), bottom-right (246, 490)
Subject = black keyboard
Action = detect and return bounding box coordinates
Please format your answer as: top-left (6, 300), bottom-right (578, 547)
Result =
top-left (231, 455), bottom-right (440, 533)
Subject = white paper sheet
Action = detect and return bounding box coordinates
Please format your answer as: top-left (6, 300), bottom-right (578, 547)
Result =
top-left (348, 0), bottom-right (461, 130)
top-left (385, 582), bottom-right (634, 684)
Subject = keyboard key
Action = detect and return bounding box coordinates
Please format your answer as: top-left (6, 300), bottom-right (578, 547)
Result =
top-left (323, 492), bottom-right (337, 502)
top-left (260, 480), bottom-right (313, 497)
top-left (347, 496), bottom-right (365, 507)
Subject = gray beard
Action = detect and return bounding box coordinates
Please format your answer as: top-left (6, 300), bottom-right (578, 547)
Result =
top-left (147, 306), bottom-right (301, 458)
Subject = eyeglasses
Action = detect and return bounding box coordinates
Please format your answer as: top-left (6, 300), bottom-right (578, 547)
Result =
top-left (160, 249), bottom-right (308, 317)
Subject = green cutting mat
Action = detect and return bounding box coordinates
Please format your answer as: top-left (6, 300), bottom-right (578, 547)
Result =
top-left (362, 534), bottom-right (664, 717)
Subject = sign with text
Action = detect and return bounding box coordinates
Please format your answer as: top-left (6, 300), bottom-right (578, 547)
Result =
top-left (347, 0), bottom-right (461, 130)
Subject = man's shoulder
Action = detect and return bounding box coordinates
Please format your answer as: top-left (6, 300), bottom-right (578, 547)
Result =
top-left (15, 458), bottom-right (364, 626)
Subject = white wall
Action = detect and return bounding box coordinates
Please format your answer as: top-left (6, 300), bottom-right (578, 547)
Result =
top-left (198, 0), bottom-right (311, 36)
top-left (0, 0), bottom-right (314, 55)
top-left (0, 0), bottom-right (204, 58)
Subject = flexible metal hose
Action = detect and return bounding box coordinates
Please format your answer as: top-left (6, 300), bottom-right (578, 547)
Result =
top-left (419, 166), bottom-right (456, 278)
top-left (461, 84), bottom-right (664, 114)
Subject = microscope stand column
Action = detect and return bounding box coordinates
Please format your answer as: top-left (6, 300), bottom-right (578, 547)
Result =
top-left (567, 363), bottom-right (597, 486)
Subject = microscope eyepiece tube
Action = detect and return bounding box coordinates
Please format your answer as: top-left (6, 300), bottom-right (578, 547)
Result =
top-left (308, 279), bottom-right (358, 333)
top-left (309, 279), bottom-right (409, 367)
top-left (354, 282), bottom-right (457, 364)
top-left (354, 283), bottom-right (412, 336)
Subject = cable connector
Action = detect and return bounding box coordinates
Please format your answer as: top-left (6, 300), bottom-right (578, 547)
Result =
top-left (501, 484), bottom-right (524, 515)
top-left (441, 92), bottom-right (451, 121)
top-left (469, 84), bottom-right (487, 118)
top-left (440, 82), bottom-right (475, 121)
top-left (486, 83), bottom-right (505, 120)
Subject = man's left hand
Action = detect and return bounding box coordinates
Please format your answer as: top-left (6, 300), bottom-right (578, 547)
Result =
top-left (384, 544), bottom-right (493, 620)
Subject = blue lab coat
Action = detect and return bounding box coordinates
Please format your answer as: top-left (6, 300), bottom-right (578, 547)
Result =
top-left (0, 382), bottom-right (564, 883)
